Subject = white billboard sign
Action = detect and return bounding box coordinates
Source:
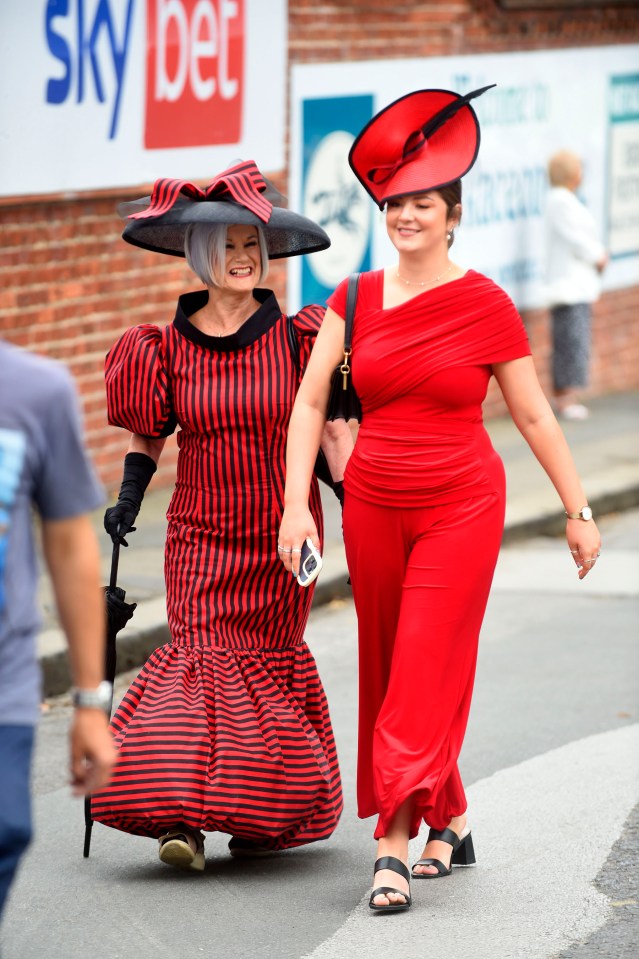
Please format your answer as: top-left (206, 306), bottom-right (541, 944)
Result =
top-left (290, 45), bottom-right (639, 311)
top-left (0, 0), bottom-right (287, 196)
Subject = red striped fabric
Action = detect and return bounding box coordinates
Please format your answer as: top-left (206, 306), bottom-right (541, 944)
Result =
top-left (93, 299), bottom-right (342, 847)
top-left (129, 160), bottom-right (272, 223)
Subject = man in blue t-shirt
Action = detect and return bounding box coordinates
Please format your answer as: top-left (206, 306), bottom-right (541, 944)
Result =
top-left (0, 341), bottom-right (115, 921)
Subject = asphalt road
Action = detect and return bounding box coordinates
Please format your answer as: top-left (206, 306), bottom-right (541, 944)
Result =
top-left (2, 510), bottom-right (638, 959)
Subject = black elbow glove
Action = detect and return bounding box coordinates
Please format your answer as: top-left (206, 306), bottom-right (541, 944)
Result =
top-left (104, 452), bottom-right (157, 547)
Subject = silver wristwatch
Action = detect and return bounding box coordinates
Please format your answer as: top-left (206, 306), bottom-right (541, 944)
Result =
top-left (71, 680), bottom-right (113, 710)
top-left (565, 505), bottom-right (593, 521)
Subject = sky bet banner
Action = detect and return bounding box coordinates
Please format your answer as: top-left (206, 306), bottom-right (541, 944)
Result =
top-left (289, 45), bottom-right (639, 312)
top-left (0, 0), bottom-right (286, 196)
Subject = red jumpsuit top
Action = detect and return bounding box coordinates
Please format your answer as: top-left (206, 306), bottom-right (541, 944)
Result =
top-left (328, 269), bottom-right (531, 506)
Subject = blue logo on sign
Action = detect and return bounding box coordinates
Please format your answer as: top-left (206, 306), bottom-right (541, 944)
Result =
top-left (45, 0), bottom-right (136, 139)
top-left (301, 95), bottom-right (373, 306)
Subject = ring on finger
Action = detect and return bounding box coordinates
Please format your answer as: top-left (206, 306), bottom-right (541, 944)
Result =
top-left (277, 545), bottom-right (292, 554)
top-left (570, 548), bottom-right (580, 554)
top-left (291, 547), bottom-right (302, 554)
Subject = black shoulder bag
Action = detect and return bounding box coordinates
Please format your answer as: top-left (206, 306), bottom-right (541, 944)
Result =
top-left (326, 272), bottom-right (362, 422)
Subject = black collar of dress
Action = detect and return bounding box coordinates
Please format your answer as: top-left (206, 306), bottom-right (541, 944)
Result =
top-left (173, 288), bottom-right (282, 351)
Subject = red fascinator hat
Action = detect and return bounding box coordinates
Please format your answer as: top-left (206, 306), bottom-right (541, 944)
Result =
top-left (349, 85), bottom-right (495, 208)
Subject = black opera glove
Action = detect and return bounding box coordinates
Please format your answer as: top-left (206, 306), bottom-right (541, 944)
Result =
top-left (103, 452), bottom-right (157, 547)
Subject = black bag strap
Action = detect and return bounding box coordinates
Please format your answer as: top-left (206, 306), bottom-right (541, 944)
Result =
top-left (287, 272), bottom-right (361, 374)
top-left (344, 272), bottom-right (361, 352)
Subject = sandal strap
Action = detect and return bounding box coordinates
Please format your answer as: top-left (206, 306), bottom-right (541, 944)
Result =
top-left (373, 856), bottom-right (410, 883)
top-left (412, 857), bottom-right (449, 876)
top-left (426, 826), bottom-right (460, 848)
top-left (159, 832), bottom-right (189, 846)
top-left (159, 830), bottom-right (203, 854)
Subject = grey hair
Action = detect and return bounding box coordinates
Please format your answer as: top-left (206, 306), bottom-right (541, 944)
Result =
top-left (184, 222), bottom-right (269, 287)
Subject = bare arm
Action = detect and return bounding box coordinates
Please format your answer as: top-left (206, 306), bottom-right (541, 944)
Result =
top-left (41, 515), bottom-right (115, 793)
top-left (319, 419), bottom-right (354, 484)
top-left (129, 433), bottom-right (167, 463)
top-left (279, 307), bottom-right (346, 572)
top-left (493, 356), bottom-right (601, 578)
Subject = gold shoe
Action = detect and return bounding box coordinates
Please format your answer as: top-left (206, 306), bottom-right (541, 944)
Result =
top-left (158, 830), bottom-right (205, 871)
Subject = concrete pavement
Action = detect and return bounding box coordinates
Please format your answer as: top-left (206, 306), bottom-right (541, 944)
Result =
top-left (37, 389), bottom-right (639, 696)
top-left (7, 506), bottom-right (639, 959)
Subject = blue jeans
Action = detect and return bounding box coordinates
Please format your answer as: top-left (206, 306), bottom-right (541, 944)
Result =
top-left (0, 725), bottom-right (34, 923)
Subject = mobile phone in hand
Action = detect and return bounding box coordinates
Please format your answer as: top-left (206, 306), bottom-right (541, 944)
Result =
top-left (297, 537), bottom-right (323, 587)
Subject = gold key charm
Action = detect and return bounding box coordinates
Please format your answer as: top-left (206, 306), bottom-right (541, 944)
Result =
top-left (341, 350), bottom-right (351, 390)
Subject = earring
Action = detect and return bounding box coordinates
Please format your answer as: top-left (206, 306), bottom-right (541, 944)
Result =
top-left (447, 232), bottom-right (452, 240)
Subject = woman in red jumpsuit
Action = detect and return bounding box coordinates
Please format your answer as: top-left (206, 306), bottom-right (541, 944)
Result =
top-left (91, 162), bottom-right (350, 870)
top-left (278, 90), bottom-right (601, 912)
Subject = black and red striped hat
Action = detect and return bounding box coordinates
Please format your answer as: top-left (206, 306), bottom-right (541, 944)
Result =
top-left (349, 85), bottom-right (494, 209)
top-left (119, 160), bottom-right (330, 259)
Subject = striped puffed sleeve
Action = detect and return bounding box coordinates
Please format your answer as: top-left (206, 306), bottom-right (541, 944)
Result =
top-left (290, 303), bottom-right (326, 375)
top-left (105, 325), bottom-right (177, 437)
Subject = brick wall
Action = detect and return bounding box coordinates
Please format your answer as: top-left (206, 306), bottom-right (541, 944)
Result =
top-left (1, 1), bottom-right (638, 493)
top-left (288, 0), bottom-right (639, 59)
top-left (483, 287), bottom-right (639, 418)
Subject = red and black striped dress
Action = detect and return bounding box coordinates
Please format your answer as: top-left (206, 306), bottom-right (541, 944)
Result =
top-left (91, 289), bottom-right (343, 849)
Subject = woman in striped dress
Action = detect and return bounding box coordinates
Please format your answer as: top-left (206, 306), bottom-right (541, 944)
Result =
top-left (91, 162), bottom-right (349, 870)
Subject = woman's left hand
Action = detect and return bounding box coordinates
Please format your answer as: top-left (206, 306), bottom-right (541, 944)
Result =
top-left (567, 519), bottom-right (602, 579)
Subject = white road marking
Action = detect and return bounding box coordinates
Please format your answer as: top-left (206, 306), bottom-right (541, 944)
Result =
top-left (302, 724), bottom-right (639, 959)
top-left (492, 548), bottom-right (639, 597)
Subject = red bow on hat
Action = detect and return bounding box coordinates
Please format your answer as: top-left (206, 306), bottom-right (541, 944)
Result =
top-left (129, 160), bottom-right (273, 223)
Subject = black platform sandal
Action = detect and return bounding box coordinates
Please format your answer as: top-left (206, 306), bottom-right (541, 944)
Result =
top-left (228, 836), bottom-right (274, 858)
top-left (369, 856), bottom-right (412, 913)
top-left (411, 826), bottom-right (476, 879)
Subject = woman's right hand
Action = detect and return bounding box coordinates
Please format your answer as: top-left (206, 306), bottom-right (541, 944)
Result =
top-left (104, 500), bottom-right (140, 547)
top-left (278, 505), bottom-right (319, 578)
top-left (103, 450), bottom-right (158, 546)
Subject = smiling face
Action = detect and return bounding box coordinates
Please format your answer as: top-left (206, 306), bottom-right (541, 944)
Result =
top-left (221, 224), bottom-right (262, 289)
top-left (385, 191), bottom-right (459, 256)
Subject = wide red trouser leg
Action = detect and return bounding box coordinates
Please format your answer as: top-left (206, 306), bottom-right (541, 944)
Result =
top-left (343, 490), bottom-right (504, 839)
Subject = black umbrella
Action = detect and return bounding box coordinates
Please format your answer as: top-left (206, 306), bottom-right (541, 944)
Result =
top-left (83, 541), bottom-right (136, 858)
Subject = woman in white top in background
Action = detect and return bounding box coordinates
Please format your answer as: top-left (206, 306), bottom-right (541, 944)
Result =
top-left (545, 150), bottom-right (608, 420)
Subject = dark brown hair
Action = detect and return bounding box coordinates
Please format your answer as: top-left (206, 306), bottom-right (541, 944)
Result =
top-left (436, 180), bottom-right (462, 246)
